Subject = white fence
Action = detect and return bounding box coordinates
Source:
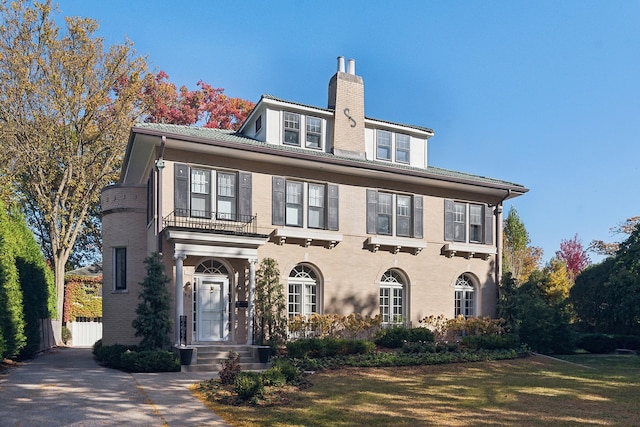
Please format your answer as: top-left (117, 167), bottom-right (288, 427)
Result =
top-left (69, 320), bottom-right (102, 347)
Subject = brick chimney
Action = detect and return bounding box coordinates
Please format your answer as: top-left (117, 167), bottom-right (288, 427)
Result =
top-left (328, 57), bottom-right (365, 159)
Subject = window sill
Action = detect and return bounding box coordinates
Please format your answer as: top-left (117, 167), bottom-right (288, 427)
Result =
top-left (367, 236), bottom-right (426, 255)
top-left (274, 228), bottom-right (343, 249)
top-left (111, 289), bottom-right (129, 294)
top-left (443, 243), bottom-right (496, 260)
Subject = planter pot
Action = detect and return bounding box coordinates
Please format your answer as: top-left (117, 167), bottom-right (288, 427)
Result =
top-left (257, 346), bottom-right (271, 363)
top-left (179, 347), bottom-right (193, 365)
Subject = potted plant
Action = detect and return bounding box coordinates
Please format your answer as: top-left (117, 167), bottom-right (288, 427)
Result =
top-left (253, 258), bottom-right (287, 362)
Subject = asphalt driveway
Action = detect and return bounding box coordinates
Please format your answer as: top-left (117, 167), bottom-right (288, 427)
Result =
top-left (0, 347), bottom-right (229, 427)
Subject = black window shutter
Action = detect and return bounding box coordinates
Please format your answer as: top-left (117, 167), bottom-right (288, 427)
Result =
top-left (413, 195), bottom-right (423, 239)
top-left (174, 163), bottom-right (189, 217)
top-left (327, 184), bottom-right (339, 231)
top-left (272, 176), bottom-right (285, 225)
top-left (444, 199), bottom-right (454, 241)
top-left (238, 172), bottom-right (252, 221)
top-left (484, 204), bottom-right (494, 245)
top-left (366, 189), bottom-right (378, 234)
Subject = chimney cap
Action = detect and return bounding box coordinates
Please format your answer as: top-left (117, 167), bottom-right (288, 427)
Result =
top-left (337, 56), bottom-right (345, 73)
top-left (347, 59), bottom-right (356, 75)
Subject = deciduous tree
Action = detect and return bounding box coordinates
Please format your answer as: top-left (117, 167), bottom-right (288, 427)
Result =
top-left (589, 216), bottom-right (640, 256)
top-left (502, 206), bottom-right (542, 284)
top-left (142, 71), bottom-right (254, 130)
top-left (0, 0), bottom-right (147, 326)
top-left (556, 234), bottom-right (590, 282)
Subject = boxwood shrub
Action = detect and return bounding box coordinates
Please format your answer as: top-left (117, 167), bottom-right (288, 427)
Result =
top-left (462, 334), bottom-right (520, 350)
top-left (286, 337), bottom-right (375, 359)
top-left (93, 340), bottom-right (179, 372)
top-left (374, 326), bottom-right (435, 349)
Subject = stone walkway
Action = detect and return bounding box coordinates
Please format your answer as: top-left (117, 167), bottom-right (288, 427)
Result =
top-left (0, 347), bottom-right (230, 426)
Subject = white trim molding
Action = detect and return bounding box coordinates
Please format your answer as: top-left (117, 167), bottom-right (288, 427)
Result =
top-left (274, 228), bottom-right (343, 249)
top-left (443, 243), bottom-right (496, 260)
top-left (367, 236), bottom-right (426, 255)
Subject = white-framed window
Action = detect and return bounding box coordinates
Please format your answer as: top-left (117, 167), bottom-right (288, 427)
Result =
top-left (306, 116), bottom-right (322, 149)
top-left (455, 274), bottom-right (476, 318)
top-left (367, 190), bottom-right (422, 239)
top-left (453, 202), bottom-right (466, 242)
top-left (380, 269), bottom-right (406, 326)
top-left (444, 200), bottom-right (492, 245)
top-left (114, 247), bottom-right (126, 291)
top-left (396, 195), bottom-right (411, 237)
top-left (216, 172), bottom-right (236, 220)
top-left (285, 181), bottom-right (304, 227)
top-left (396, 133), bottom-right (410, 164)
top-left (308, 183), bottom-right (325, 229)
top-left (376, 130), bottom-right (392, 160)
top-left (273, 177), bottom-right (338, 231)
top-left (288, 265), bottom-right (319, 319)
top-left (191, 168), bottom-right (210, 218)
top-left (175, 164), bottom-right (251, 222)
top-left (377, 193), bottom-right (393, 235)
top-left (284, 112), bottom-right (300, 145)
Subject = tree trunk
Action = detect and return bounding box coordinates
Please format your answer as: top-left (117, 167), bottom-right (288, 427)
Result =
top-left (53, 252), bottom-right (69, 345)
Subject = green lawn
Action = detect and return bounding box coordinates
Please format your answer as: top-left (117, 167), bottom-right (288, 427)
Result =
top-left (195, 354), bottom-right (640, 427)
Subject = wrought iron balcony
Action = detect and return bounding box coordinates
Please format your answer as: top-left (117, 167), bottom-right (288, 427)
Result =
top-left (162, 210), bottom-right (258, 236)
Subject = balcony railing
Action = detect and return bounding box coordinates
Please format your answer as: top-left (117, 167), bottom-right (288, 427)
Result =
top-left (162, 210), bottom-right (258, 235)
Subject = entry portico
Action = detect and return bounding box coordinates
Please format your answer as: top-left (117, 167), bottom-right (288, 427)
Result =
top-left (166, 226), bottom-right (268, 346)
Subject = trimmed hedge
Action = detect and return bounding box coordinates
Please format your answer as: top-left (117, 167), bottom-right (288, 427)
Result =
top-left (462, 334), bottom-right (520, 350)
top-left (286, 337), bottom-right (375, 359)
top-left (92, 340), bottom-right (179, 372)
top-left (576, 333), bottom-right (640, 354)
top-left (374, 326), bottom-right (435, 348)
top-left (294, 348), bottom-right (524, 372)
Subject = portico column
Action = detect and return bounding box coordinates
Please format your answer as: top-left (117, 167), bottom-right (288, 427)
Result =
top-left (246, 258), bottom-right (257, 345)
top-left (174, 253), bottom-right (187, 346)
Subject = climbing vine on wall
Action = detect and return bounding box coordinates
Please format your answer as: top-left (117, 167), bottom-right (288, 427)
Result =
top-left (63, 276), bottom-right (102, 322)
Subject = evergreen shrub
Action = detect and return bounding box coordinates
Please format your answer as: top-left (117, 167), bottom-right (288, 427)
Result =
top-left (234, 372), bottom-right (264, 401)
top-left (120, 350), bottom-right (180, 372)
top-left (462, 333), bottom-right (520, 350)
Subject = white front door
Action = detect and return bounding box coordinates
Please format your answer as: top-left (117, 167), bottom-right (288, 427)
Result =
top-left (196, 277), bottom-right (229, 341)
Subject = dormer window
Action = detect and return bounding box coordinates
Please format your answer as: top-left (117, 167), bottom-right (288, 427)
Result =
top-left (306, 116), bottom-right (322, 149)
top-left (396, 134), bottom-right (410, 164)
top-left (376, 130), bottom-right (392, 160)
top-left (284, 112), bottom-right (300, 145)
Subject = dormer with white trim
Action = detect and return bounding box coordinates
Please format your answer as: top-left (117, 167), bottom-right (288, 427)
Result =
top-left (239, 57), bottom-right (435, 168)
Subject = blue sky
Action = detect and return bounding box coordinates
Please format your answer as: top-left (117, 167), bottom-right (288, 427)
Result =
top-left (56, 1), bottom-right (640, 264)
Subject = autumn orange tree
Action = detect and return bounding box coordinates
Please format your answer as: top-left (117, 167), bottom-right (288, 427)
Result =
top-left (0, 0), bottom-right (148, 328)
top-left (142, 71), bottom-right (255, 130)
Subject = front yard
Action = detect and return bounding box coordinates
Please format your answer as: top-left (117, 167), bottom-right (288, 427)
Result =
top-left (194, 354), bottom-right (640, 427)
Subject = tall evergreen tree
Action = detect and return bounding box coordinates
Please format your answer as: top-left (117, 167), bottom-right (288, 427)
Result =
top-left (254, 258), bottom-right (287, 347)
top-left (132, 253), bottom-right (172, 350)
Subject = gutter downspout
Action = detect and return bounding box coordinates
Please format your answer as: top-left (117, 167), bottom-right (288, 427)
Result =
top-left (495, 189), bottom-right (511, 313)
top-left (155, 136), bottom-right (166, 252)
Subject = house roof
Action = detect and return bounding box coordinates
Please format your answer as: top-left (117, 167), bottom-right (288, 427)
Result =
top-left (258, 94), bottom-right (435, 135)
top-left (126, 123), bottom-right (528, 200)
top-left (65, 263), bottom-right (103, 277)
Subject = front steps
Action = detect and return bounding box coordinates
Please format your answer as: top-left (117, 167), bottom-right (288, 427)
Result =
top-left (180, 344), bottom-right (270, 373)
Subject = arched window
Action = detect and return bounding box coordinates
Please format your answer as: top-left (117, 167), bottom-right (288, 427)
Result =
top-left (379, 269), bottom-right (406, 326)
top-left (455, 274), bottom-right (475, 317)
top-left (288, 264), bottom-right (319, 318)
top-left (195, 259), bottom-right (228, 275)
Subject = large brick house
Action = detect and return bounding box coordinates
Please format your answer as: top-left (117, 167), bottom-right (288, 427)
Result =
top-left (101, 57), bottom-right (527, 348)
